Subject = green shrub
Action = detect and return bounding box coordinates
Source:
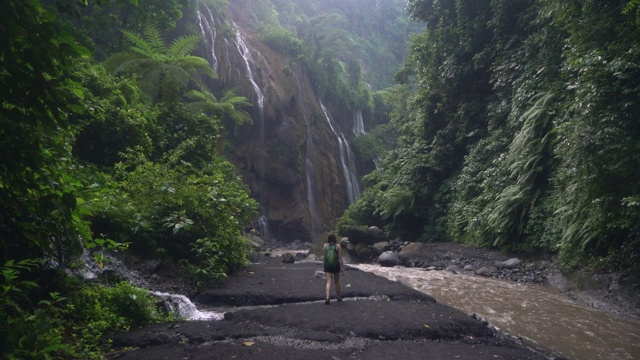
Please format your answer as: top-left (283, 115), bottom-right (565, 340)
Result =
top-left (260, 25), bottom-right (304, 58)
top-left (67, 282), bottom-right (167, 358)
top-left (1, 260), bottom-right (71, 359)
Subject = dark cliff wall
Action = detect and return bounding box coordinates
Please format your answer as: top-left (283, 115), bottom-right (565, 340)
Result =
top-left (200, 1), bottom-right (362, 243)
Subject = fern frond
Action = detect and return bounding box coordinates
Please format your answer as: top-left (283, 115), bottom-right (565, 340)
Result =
top-left (104, 52), bottom-right (141, 73)
top-left (177, 56), bottom-right (217, 78)
top-left (122, 30), bottom-right (155, 57)
top-left (141, 68), bottom-right (162, 102)
top-left (162, 64), bottom-right (190, 89)
top-left (185, 90), bottom-right (211, 102)
top-left (220, 90), bottom-right (252, 107)
top-left (169, 35), bottom-right (203, 58)
top-left (143, 23), bottom-right (166, 56)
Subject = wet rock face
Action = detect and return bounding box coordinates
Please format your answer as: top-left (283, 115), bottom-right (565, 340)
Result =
top-left (204, 4), bottom-right (364, 243)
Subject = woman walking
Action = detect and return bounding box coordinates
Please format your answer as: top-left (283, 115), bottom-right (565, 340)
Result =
top-left (323, 233), bottom-right (344, 304)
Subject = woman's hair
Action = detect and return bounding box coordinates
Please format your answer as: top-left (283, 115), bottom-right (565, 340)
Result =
top-left (327, 233), bottom-right (337, 244)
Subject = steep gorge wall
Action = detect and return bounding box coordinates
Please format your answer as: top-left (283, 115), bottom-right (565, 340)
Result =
top-left (198, 1), bottom-right (363, 242)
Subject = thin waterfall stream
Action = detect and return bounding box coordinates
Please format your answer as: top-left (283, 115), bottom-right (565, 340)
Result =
top-left (231, 24), bottom-right (270, 239)
top-left (351, 264), bottom-right (640, 360)
top-left (353, 110), bottom-right (365, 136)
top-left (319, 100), bottom-right (361, 204)
top-left (197, 1), bottom-right (218, 72)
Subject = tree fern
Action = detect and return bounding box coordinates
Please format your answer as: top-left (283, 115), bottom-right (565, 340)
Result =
top-left (185, 89), bottom-right (252, 126)
top-left (105, 24), bottom-right (216, 103)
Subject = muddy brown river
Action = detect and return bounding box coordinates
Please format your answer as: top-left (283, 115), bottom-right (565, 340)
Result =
top-left (352, 264), bottom-right (640, 360)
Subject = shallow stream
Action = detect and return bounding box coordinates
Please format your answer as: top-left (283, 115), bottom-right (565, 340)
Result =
top-left (352, 264), bottom-right (640, 360)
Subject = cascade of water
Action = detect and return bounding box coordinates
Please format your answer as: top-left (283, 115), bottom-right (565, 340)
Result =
top-left (197, 1), bottom-right (218, 72)
top-left (65, 248), bottom-right (148, 286)
top-left (256, 214), bottom-right (270, 241)
top-left (353, 110), bottom-right (366, 136)
top-left (151, 291), bottom-right (224, 321)
top-left (64, 248), bottom-right (223, 321)
top-left (234, 28), bottom-right (264, 121)
top-left (319, 100), bottom-right (361, 204)
top-left (233, 26), bottom-right (270, 238)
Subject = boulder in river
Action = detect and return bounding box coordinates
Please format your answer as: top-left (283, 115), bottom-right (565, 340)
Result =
top-left (495, 258), bottom-right (522, 269)
top-left (378, 251), bottom-right (399, 267)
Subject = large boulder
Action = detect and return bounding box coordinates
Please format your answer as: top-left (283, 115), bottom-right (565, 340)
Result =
top-left (355, 243), bottom-right (374, 260)
top-left (372, 241), bottom-right (390, 255)
top-left (398, 242), bottom-right (433, 266)
top-left (378, 251), bottom-right (399, 267)
top-left (340, 225), bottom-right (388, 246)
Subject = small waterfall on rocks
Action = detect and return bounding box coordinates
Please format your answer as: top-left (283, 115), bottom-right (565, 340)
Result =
top-left (151, 291), bottom-right (224, 321)
top-left (319, 100), bottom-right (361, 204)
top-left (66, 249), bottom-right (223, 321)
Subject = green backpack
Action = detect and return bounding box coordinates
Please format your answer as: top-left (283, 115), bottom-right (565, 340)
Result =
top-left (324, 244), bottom-right (339, 270)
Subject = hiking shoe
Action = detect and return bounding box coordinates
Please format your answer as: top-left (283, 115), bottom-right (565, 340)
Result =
top-left (324, 299), bottom-right (330, 305)
top-left (337, 297), bottom-right (343, 302)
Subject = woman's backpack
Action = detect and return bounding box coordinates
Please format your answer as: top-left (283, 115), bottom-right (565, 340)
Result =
top-left (324, 244), bottom-right (339, 271)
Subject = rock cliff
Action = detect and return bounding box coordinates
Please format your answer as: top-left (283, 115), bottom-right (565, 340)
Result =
top-left (198, 1), bottom-right (365, 243)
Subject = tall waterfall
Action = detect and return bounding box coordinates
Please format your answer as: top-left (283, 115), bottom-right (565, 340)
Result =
top-left (197, 1), bottom-right (218, 72)
top-left (354, 110), bottom-right (365, 136)
top-left (319, 100), bottom-right (361, 204)
top-left (233, 25), bottom-right (270, 240)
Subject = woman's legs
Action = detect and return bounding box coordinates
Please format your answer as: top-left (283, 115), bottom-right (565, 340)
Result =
top-left (325, 272), bottom-right (333, 301)
top-left (334, 272), bottom-right (341, 300)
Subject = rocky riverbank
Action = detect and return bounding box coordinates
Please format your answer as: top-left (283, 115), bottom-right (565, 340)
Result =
top-left (107, 255), bottom-right (550, 360)
top-left (111, 234), bottom-right (638, 319)
top-left (298, 226), bottom-right (639, 318)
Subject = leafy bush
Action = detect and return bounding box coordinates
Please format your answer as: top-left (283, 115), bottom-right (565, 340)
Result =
top-left (1, 260), bottom-right (168, 359)
top-left (260, 25), bottom-right (305, 58)
top-left (1, 259), bottom-right (70, 359)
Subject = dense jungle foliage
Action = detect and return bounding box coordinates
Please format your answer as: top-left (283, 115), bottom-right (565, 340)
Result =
top-left (1, 0), bottom-right (417, 357)
top-left (1, 0), bottom-right (260, 357)
top-left (339, 0), bottom-right (640, 276)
